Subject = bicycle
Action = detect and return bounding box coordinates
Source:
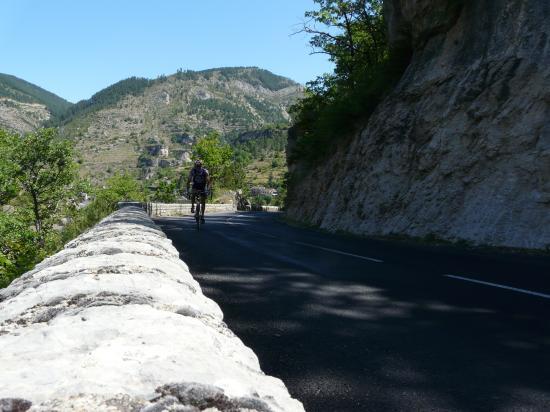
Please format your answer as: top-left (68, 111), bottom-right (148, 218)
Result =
top-left (190, 189), bottom-right (207, 231)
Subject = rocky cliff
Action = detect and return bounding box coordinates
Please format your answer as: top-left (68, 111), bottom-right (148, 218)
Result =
top-left (0, 207), bottom-right (304, 412)
top-left (286, 0), bottom-right (550, 250)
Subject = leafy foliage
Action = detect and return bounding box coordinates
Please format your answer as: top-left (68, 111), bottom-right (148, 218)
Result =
top-left (0, 128), bottom-right (80, 285)
top-left (193, 132), bottom-right (246, 191)
top-left (231, 126), bottom-right (288, 158)
top-left (152, 180), bottom-right (177, 203)
top-left (290, 0), bottom-right (410, 165)
top-left (0, 130), bottom-right (19, 204)
top-left (0, 126), bottom-right (150, 287)
top-left (0, 211), bottom-right (40, 287)
top-left (225, 126), bottom-right (289, 202)
top-left (10, 128), bottom-right (77, 240)
top-left (303, 0), bottom-right (387, 79)
top-left (94, 173), bottom-right (147, 211)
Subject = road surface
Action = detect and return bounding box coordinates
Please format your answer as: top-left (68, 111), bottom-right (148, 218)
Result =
top-left (155, 212), bottom-right (550, 411)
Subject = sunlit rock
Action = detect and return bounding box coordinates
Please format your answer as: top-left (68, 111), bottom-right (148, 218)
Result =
top-left (0, 207), bottom-right (304, 412)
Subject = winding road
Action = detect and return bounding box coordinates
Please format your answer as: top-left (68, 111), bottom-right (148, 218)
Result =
top-left (155, 212), bottom-right (550, 411)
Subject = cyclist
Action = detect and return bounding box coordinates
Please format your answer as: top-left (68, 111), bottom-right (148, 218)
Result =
top-left (186, 159), bottom-right (210, 223)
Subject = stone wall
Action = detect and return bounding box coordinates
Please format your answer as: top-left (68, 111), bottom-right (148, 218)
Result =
top-left (148, 202), bottom-right (235, 217)
top-left (0, 207), bottom-right (304, 412)
top-left (253, 206), bottom-right (280, 213)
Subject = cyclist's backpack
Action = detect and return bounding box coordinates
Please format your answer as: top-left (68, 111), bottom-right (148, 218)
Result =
top-left (191, 168), bottom-right (208, 186)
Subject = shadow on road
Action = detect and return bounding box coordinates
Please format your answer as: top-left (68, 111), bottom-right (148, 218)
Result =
top-left (157, 214), bottom-right (550, 412)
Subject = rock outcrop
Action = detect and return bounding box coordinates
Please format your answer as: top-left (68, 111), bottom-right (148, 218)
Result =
top-left (0, 207), bottom-right (304, 412)
top-left (287, 0), bottom-right (550, 250)
top-left (0, 98), bottom-right (50, 134)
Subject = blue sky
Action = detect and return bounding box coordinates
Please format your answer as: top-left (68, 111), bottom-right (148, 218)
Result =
top-left (0, 0), bottom-right (333, 103)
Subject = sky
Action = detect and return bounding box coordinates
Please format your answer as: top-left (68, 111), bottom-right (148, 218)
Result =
top-left (0, 0), bottom-right (333, 103)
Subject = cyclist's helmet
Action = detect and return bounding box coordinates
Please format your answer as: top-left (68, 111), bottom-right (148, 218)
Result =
top-left (194, 159), bottom-right (203, 168)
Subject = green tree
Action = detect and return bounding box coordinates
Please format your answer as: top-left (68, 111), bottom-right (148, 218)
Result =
top-left (193, 132), bottom-right (246, 190)
top-left (11, 128), bottom-right (77, 242)
top-left (94, 173), bottom-right (147, 211)
top-left (152, 180), bottom-right (177, 203)
top-left (0, 128), bottom-right (82, 284)
top-left (193, 132), bottom-right (233, 179)
top-left (0, 130), bottom-right (19, 204)
top-left (0, 130), bottom-right (148, 287)
top-left (223, 159), bottom-right (247, 190)
top-left (290, 0), bottom-right (407, 165)
top-left (0, 211), bottom-right (40, 287)
top-left (300, 0), bottom-right (386, 83)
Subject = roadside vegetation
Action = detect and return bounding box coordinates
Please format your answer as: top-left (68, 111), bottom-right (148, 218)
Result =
top-left (0, 5), bottom-right (331, 287)
top-left (0, 128), bottom-right (147, 287)
top-left (228, 125), bottom-right (288, 206)
top-left (192, 132), bottom-right (246, 192)
top-left (289, 0), bottom-right (410, 166)
top-left (0, 125), bottom-right (281, 287)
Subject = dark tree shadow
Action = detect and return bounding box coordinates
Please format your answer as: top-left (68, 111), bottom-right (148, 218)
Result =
top-left (156, 213), bottom-right (550, 412)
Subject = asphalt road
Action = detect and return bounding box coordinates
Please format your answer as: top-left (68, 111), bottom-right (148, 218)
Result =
top-left (155, 212), bottom-right (550, 412)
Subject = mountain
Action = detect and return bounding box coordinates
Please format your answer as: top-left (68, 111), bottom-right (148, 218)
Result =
top-left (0, 73), bottom-right (72, 133)
top-left (56, 67), bottom-right (303, 182)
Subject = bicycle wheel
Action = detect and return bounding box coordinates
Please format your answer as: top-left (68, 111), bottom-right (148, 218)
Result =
top-left (195, 203), bottom-right (201, 231)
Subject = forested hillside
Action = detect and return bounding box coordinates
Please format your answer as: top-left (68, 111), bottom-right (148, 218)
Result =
top-left (55, 67), bottom-right (302, 184)
top-left (0, 73), bottom-right (73, 133)
top-left (0, 73), bottom-right (72, 118)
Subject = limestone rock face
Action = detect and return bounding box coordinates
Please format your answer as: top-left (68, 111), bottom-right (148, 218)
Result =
top-left (0, 207), bottom-right (304, 412)
top-left (287, 0), bottom-right (550, 249)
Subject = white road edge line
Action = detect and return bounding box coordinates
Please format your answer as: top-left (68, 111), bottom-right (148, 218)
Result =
top-left (226, 219), bottom-right (279, 239)
top-left (226, 216), bottom-right (383, 262)
top-left (245, 228), bottom-right (279, 239)
top-left (294, 241), bottom-right (384, 263)
top-left (444, 274), bottom-right (550, 300)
